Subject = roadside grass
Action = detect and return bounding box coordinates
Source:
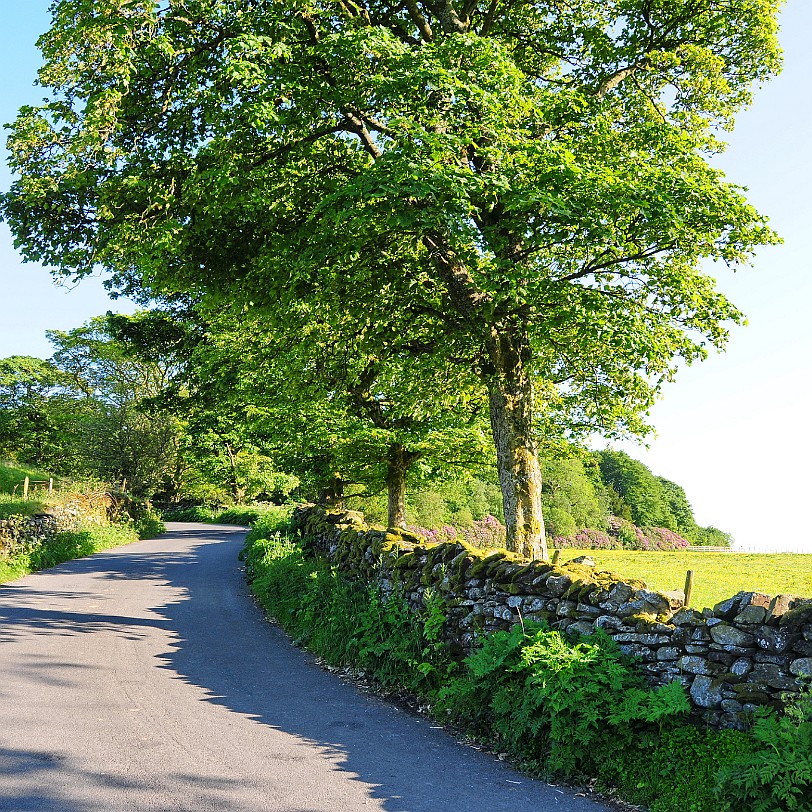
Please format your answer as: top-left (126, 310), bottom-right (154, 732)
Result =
top-left (163, 503), bottom-right (294, 529)
top-left (0, 525), bottom-right (140, 584)
top-left (0, 493), bottom-right (50, 518)
top-left (555, 549), bottom-right (812, 610)
top-left (0, 461), bottom-right (54, 493)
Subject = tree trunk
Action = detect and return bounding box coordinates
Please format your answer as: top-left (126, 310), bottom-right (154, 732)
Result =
top-left (386, 443), bottom-right (421, 529)
top-left (224, 442), bottom-right (242, 503)
top-left (320, 473), bottom-right (345, 508)
top-left (486, 326), bottom-right (548, 561)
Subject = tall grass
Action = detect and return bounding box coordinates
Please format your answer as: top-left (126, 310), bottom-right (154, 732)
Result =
top-left (0, 525), bottom-right (140, 584)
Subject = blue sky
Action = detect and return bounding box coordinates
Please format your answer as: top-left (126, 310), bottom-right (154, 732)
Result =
top-left (0, 2), bottom-right (809, 551)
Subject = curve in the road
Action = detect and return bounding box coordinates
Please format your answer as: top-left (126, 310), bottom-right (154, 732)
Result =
top-left (0, 522), bottom-right (612, 812)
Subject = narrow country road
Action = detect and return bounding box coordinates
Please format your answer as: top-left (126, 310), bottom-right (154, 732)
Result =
top-left (0, 523), bottom-right (611, 812)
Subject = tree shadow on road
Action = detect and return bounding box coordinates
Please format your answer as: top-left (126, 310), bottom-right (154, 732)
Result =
top-left (0, 524), bottom-right (601, 812)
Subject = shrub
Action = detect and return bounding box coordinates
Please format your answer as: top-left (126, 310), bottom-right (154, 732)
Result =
top-left (437, 624), bottom-right (689, 776)
top-left (545, 506), bottom-right (578, 538)
top-left (407, 524), bottom-right (459, 544)
top-left (244, 506), bottom-right (296, 542)
top-left (643, 527), bottom-right (691, 551)
top-left (160, 504), bottom-right (218, 522)
top-left (162, 502), bottom-right (294, 530)
top-left (716, 686), bottom-right (812, 811)
top-left (134, 510), bottom-right (165, 539)
top-left (552, 528), bottom-right (619, 549)
top-left (408, 515), bottom-right (507, 549)
top-left (552, 519), bottom-right (691, 551)
top-left (244, 533), bottom-right (452, 694)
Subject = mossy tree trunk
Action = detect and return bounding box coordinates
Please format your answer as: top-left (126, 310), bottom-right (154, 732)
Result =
top-left (486, 325), bottom-right (547, 561)
top-left (386, 443), bottom-right (421, 529)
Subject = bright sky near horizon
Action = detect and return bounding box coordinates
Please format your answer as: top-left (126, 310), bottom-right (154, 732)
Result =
top-left (0, 2), bottom-right (810, 552)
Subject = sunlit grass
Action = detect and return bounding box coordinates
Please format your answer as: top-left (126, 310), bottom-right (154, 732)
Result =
top-left (0, 525), bottom-right (140, 584)
top-left (557, 549), bottom-right (812, 611)
top-left (0, 461), bottom-right (54, 494)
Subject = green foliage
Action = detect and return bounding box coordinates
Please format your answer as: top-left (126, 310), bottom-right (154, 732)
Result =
top-left (598, 451), bottom-right (679, 529)
top-left (351, 475), bottom-right (504, 529)
top-left (243, 506), bottom-right (296, 540)
top-left (541, 457), bottom-right (608, 534)
top-left (692, 525), bottom-right (735, 547)
top-left (1, 524), bottom-right (139, 583)
top-left (163, 502), bottom-right (294, 530)
top-left (244, 533), bottom-right (452, 694)
top-left (438, 624), bottom-right (689, 776)
top-left (595, 725), bottom-right (754, 812)
top-left (545, 506), bottom-right (578, 539)
top-left (133, 510), bottom-right (165, 540)
top-left (0, 356), bottom-right (76, 467)
top-left (717, 687), bottom-right (812, 812)
top-left (160, 504), bottom-right (217, 523)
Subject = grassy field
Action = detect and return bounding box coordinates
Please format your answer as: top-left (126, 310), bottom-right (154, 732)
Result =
top-left (0, 461), bottom-right (54, 493)
top-left (557, 549), bottom-right (812, 612)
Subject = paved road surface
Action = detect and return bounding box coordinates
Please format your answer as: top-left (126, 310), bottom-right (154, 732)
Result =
top-left (0, 523), bottom-right (611, 812)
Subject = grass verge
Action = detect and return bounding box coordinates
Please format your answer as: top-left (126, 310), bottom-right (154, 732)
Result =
top-left (0, 524), bottom-right (141, 584)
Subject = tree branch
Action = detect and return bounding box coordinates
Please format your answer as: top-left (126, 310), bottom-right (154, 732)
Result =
top-left (337, 0), bottom-right (372, 25)
top-left (423, 234), bottom-right (492, 322)
top-left (596, 63), bottom-right (644, 100)
top-left (342, 111), bottom-right (383, 159)
top-left (431, 0), bottom-right (469, 34)
top-left (404, 0), bottom-right (434, 41)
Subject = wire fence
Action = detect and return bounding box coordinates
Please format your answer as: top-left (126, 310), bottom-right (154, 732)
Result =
top-left (10, 476), bottom-right (54, 500)
top-left (732, 542), bottom-right (812, 554)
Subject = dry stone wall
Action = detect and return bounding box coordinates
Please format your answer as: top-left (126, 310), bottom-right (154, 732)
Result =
top-left (292, 505), bottom-right (812, 729)
top-left (0, 494), bottom-right (112, 560)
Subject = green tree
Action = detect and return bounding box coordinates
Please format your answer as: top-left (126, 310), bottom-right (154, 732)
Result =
top-left (597, 450), bottom-right (677, 529)
top-left (47, 316), bottom-right (185, 495)
top-left (2, 0), bottom-right (782, 558)
top-left (541, 456), bottom-right (608, 538)
top-left (179, 304), bottom-right (491, 525)
top-left (0, 355), bottom-right (78, 466)
top-left (658, 477), bottom-right (699, 539)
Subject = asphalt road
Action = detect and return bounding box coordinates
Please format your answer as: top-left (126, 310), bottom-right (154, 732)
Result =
top-left (0, 522), bottom-right (612, 812)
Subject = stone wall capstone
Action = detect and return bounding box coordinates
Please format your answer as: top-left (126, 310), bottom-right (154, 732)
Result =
top-left (292, 504), bottom-right (812, 729)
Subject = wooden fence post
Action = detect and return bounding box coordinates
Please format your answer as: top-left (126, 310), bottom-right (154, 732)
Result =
top-left (551, 550), bottom-right (561, 565)
top-left (23, 476), bottom-right (29, 501)
top-left (48, 478), bottom-right (54, 493)
top-left (684, 570), bottom-right (694, 608)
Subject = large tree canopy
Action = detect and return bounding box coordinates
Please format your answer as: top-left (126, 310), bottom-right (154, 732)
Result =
top-left (2, 0), bottom-right (782, 557)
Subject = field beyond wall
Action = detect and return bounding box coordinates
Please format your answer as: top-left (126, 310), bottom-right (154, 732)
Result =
top-left (555, 549), bottom-right (812, 611)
